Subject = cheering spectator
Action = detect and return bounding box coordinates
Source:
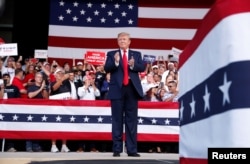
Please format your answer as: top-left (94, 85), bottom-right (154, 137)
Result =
top-left (12, 68), bottom-right (27, 98)
top-left (141, 73), bottom-right (157, 97)
top-left (142, 84), bottom-right (160, 102)
top-left (100, 72), bottom-right (110, 100)
top-left (26, 72), bottom-right (49, 152)
top-left (95, 65), bottom-right (106, 99)
top-left (0, 73), bottom-right (20, 152)
top-left (1, 57), bottom-right (16, 82)
top-left (64, 70), bottom-right (82, 100)
top-left (50, 67), bottom-right (71, 152)
top-left (162, 80), bottom-right (179, 102)
top-left (22, 64), bottom-right (36, 88)
top-left (77, 75), bottom-right (100, 100)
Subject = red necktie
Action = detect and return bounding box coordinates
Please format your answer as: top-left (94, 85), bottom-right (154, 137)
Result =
top-left (122, 50), bottom-right (129, 85)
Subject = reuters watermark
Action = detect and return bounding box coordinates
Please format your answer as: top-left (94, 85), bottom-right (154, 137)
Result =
top-left (208, 148), bottom-right (250, 164)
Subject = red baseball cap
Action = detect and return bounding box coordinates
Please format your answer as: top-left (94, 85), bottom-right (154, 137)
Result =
top-left (140, 72), bottom-right (146, 77)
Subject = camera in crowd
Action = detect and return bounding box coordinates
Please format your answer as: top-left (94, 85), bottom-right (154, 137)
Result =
top-left (35, 66), bottom-right (41, 71)
top-left (168, 54), bottom-right (174, 59)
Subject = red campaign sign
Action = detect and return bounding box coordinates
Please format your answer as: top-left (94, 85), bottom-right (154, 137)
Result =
top-left (85, 51), bottom-right (106, 65)
top-left (29, 58), bottom-right (39, 64)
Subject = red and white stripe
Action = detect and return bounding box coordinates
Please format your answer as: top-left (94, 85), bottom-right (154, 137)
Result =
top-left (179, 0), bottom-right (250, 163)
top-left (48, 1), bottom-right (212, 60)
top-left (0, 99), bottom-right (179, 141)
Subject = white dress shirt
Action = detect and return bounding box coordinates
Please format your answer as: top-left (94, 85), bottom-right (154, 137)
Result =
top-left (69, 80), bottom-right (78, 100)
top-left (77, 85), bottom-right (100, 100)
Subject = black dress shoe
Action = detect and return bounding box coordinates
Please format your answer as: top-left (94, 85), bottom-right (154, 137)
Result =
top-left (128, 153), bottom-right (140, 157)
top-left (113, 152), bottom-right (120, 157)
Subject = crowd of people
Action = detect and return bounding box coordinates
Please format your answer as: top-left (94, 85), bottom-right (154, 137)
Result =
top-left (0, 50), bottom-right (179, 153)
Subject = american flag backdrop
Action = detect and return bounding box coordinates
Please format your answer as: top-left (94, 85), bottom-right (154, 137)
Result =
top-left (47, 0), bottom-right (214, 60)
top-left (0, 99), bottom-right (179, 141)
top-left (178, 0), bottom-right (250, 163)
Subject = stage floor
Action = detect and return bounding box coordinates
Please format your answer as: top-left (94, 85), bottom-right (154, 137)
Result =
top-left (0, 152), bottom-right (179, 164)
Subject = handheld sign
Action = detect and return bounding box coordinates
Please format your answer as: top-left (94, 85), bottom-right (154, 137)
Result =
top-left (143, 54), bottom-right (156, 64)
top-left (0, 43), bottom-right (18, 56)
top-left (34, 49), bottom-right (48, 59)
top-left (85, 51), bottom-right (106, 65)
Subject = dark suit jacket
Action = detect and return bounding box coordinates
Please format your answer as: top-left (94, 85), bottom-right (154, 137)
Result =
top-left (63, 79), bottom-right (82, 99)
top-left (104, 49), bottom-right (145, 99)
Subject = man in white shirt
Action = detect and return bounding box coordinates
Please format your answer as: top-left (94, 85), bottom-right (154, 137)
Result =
top-left (77, 74), bottom-right (100, 100)
top-left (1, 57), bottom-right (15, 83)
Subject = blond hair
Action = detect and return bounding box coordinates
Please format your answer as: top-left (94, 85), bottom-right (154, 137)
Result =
top-left (117, 32), bottom-right (130, 38)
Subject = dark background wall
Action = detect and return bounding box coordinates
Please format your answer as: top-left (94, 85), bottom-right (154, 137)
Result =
top-left (0, 0), bottom-right (50, 59)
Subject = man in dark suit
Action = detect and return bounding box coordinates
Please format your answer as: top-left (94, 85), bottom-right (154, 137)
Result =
top-left (64, 70), bottom-right (82, 100)
top-left (104, 32), bottom-right (145, 157)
